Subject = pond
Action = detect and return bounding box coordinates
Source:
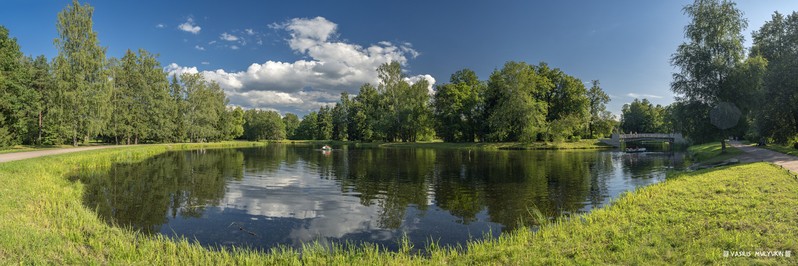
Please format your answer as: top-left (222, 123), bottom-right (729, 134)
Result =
top-left (75, 144), bottom-right (685, 252)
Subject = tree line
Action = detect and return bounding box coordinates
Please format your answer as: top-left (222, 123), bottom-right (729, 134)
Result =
top-left (283, 61), bottom-right (615, 143)
top-left (619, 99), bottom-right (671, 134)
top-left (2, 0), bottom-right (620, 147)
top-left (619, 0), bottom-right (798, 149)
top-left (0, 1), bottom-right (245, 147)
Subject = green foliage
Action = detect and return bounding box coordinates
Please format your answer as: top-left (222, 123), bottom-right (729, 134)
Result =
top-left (667, 5), bottom-right (798, 147)
top-left (536, 63), bottom-right (590, 140)
top-left (26, 56), bottom-right (51, 145)
top-left (316, 105), bottom-right (333, 140)
top-left (53, 0), bottom-right (112, 146)
top-left (219, 107), bottom-right (245, 140)
top-left (138, 50), bottom-right (176, 142)
top-left (709, 102), bottom-right (741, 130)
top-left (432, 69), bottom-right (484, 142)
top-left (108, 52), bottom-right (137, 144)
top-left (297, 62), bottom-right (435, 143)
top-left (670, 0), bottom-right (755, 144)
top-left (484, 61), bottom-right (547, 142)
top-left (547, 115), bottom-right (583, 142)
top-left (180, 73), bottom-right (227, 142)
top-left (242, 109), bottom-right (285, 140)
top-left (300, 61), bottom-right (607, 144)
top-left (282, 113), bottom-right (300, 140)
top-left (432, 83), bottom-right (469, 142)
top-left (350, 83), bottom-right (380, 141)
top-left (587, 80), bottom-right (614, 138)
top-left (294, 111), bottom-right (318, 140)
top-left (750, 11), bottom-right (798, 143)
top-left (669, 101), bottom-right (714, 143)
top-left (671, 0), bottom-right (747, 104)
top-left (168, 75), bottom-right (187, 142)
top-left (620, 98), bottom-right (671, 133)
top-left (331, 93), bottom-right (350, 141)
top-left (0, 1), bottom-right (246, 147)
top-left (375, 62), bottom-right (434, 142)
top-left (0, 26), bottom-right (29, 147)
top-left (108, 49), bottom-right (173, 144)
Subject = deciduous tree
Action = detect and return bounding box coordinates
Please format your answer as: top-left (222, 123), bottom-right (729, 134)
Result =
top-left (670, 0), bottom-right (750, 146)
top-left (53, 0), bottom-right (112, 145)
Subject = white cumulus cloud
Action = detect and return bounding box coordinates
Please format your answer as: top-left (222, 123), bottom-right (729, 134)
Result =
top-left (167, 16), bottom-right (434, 114)
top-left (178, 18), bottom-right (201, 34)
top-left (220, 32), bottom-right (239, 41)
top-left (194, 45), bottom-right (205, 51)
top-left (165, 63), bottom-right (199, 77)
top-left (626, 93), bottom-right (663, 99)
top-left (405, 74), bottom-right (437, 95)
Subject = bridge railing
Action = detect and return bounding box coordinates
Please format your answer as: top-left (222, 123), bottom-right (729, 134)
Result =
top-left (607, 133), bottom-right (687, 146)
top-left (619, 133), bottom-right (674, 139)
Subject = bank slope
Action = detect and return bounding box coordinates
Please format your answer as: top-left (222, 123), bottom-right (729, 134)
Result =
top-left (456, 163), bottom-right (798, 265)
top-left (0, 144), bottom-right (796, 265)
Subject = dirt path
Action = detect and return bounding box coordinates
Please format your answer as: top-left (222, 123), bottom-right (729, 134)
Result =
top-left (0, 146), bottom-right (120, 163)
top-left (729, 140), bottom-right (798, 173)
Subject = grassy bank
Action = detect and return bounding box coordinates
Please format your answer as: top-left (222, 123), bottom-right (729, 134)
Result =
top-left (1, 144), bottom-right (796, 264)
top-left (283, 139), bottom-right (613, 150)
top-left (762, 143), bottom-right (798, 157)
top-left (688, 141), bottom-right (743, 164)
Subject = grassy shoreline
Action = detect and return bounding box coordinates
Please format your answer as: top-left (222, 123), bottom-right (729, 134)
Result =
top-left (688, 142), bottom-right (743, 164)
top-left (278, 139), bottom-right (614, 150)
top-left (762, 143), bottom-right (798, 157)
top-left (1, 142), bottom-right (796, 264)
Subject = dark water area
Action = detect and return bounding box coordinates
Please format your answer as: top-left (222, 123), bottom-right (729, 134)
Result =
top-left (75, 144), bottom-right (685, 252)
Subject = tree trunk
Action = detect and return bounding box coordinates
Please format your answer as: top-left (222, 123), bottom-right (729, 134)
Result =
top-left (720, 129), bottom-right (727, 153)
top-left (135, 135), bottom-right (138, 145)
top-left (37, 112), bottom-right (42, 145)
top-left (721, 139), bottom-right (726, 154)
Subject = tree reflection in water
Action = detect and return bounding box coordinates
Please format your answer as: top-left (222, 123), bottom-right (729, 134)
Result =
top-left (74, 145), bottom-right (684, 251)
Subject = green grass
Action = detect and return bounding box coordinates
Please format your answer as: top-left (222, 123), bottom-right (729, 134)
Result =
top-left (762, 143), bottom-right (798, 157)
top-left (284, 139), bottom-right (613, 150)
top-left (1, 143), bottom-right (796, 264)
top-left (688, 141), bottom-right (743, 164)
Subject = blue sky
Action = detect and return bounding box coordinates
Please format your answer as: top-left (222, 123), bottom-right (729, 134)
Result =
top-left (2, 1), bottom-right (797, 116)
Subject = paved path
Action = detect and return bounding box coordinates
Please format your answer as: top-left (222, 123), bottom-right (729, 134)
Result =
top-left (729, 140), bottom-right (798, 173)
top-left (0, 146), bottom-right (119, 163)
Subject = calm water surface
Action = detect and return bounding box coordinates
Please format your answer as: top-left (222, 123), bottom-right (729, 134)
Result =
top-left (75, 144), bottom-right (685, 251)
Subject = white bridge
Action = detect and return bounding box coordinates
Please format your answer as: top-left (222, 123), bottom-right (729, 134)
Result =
top-left (601, 133), bottom-right (687, 147)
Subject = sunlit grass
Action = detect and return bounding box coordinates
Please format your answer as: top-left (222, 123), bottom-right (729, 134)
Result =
top-left (1, 142), bottom-right (795, 264)
top-left (762, 143), bottom-right (798, 157)
top-left (688, 141), bottom-right (743, 164)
